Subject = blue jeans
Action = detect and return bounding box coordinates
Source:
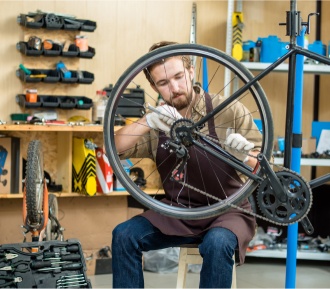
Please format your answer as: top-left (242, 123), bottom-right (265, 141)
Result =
top-left (112, 216), bottom-right (238, 288)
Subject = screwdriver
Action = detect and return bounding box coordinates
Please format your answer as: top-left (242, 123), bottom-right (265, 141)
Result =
top-left (43, 245), bottom-right (79, 258)
top-left (36, 263), bottom-right (82, 271)
top-left (43, 254), bottom-right (81, 261)
top-left (31, 260), bottom-right (68, 270)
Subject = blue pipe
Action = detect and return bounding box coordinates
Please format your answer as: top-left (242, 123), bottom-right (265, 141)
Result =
top-left (202, 58), bottom-right (209, 92)
top-left (285, 28), bottom-right (305, 288)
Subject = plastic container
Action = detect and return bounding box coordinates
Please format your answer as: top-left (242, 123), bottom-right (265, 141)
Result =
top-left (75, 96), bottom-right (93, 110)
top-left (26, 89), bottom-right (37, 102)
top-left (78, 71), bottom-right (94, 84)
top-left (308, 40), bottom-right (326, 56)
top-left (58, 96), bottom-right (77, 109)
top-left (40, 95), bottom-right (60, 108)
top-left (62, 44), bottom-right (79, 57)
top-left (242, 40), bottom-right (255, 62)
top-left (75, 35), bottom-right (88, 52)
top-left (93, 90), bottom-right (108, 123)
top-left (259, 35), bottom-right (281, 63)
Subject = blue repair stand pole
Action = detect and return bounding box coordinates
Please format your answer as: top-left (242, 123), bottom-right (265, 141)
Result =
top-left (202, 58), bottom-right (208, 92)
top-left (285, 28), bottom-right (305, 288)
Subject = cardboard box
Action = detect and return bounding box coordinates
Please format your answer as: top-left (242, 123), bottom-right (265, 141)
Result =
top-left (84, 249), bottom-right (97, 277)
top-left (113, 159), bottom-right (132, 191)
top-left (302, 137), bottom-right (316, 155)
top-left (84, 249), bottom-right (113, 276)
top-left (0, 137), bottom-right (20, 194)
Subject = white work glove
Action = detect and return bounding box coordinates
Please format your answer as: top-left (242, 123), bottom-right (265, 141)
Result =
top-left (225, 133), bottom-right (255, 151)
top-left (146, 105), bottom-right (182, 132)
top-left (225, 133), bottom-right (254, 151)
top-left (225, 128), bottom-right (254, 162)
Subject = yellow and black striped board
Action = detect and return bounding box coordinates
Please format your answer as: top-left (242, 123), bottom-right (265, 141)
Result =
top-left (72, 137), bottom-right (97, 196)
top-left (232, 11), bottom-right (243, 61)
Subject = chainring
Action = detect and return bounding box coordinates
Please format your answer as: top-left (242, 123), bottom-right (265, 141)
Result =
top-left (257, 169), bottom-right (312, 224)
top-left (170, 118), bottom-right (196, 146)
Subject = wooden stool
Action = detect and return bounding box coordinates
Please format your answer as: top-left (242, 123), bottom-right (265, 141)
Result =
top-left (176, 245), bottom-right (237, 288)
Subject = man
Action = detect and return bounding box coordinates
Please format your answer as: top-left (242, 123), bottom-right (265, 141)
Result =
top-left (112, 41), bottom-right (261, 288)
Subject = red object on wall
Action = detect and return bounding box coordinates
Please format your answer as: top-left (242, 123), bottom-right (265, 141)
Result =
top-left (95, 148), bottom-right (113, 194)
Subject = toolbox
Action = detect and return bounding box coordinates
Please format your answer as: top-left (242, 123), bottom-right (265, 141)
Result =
top-left (0, 239), bottom-right (91, 288)
top-left (104, 85), bottom-right (146, 117)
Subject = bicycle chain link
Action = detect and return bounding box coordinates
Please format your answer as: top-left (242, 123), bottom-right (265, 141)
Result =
top-left (174, 130), bottom-right (312, 227)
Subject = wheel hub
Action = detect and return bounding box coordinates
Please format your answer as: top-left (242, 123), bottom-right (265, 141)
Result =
top-left (170, 118), bottom-right (196, 146)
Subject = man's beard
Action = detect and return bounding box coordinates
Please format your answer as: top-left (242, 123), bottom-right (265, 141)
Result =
top-left (165, 91), bottom-right (193, 111)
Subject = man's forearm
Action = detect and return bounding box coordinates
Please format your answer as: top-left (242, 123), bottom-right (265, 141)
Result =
top-left (114, 116), bottom-right (150, 154)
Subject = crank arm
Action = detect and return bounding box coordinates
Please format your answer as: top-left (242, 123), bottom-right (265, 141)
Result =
top-left (257, 153), bottom-right (288, 202)
top-left (300, 217), bottom-right (314, 235)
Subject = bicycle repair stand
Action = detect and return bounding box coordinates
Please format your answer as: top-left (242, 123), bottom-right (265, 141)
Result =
top-left (282, 1), bottom-right (317, 287)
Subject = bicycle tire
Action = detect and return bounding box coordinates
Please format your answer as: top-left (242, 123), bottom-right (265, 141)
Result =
top-left (45, 193), bottom-right (59, 240)
top-left (25, 140), bottom-right (44, 226)
top-left (104, 43), bottom-right (274, 219)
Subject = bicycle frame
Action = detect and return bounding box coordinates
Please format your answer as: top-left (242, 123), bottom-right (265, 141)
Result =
top-left (187, 1), bottom-right (330, 191)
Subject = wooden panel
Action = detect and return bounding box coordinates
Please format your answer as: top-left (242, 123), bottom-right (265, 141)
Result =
top-left (0, 196), bottom-right (129, 250)
top-left (57, 132), bottom-right (72, 193)
top-left (3, 130), bottom-right (59, 183)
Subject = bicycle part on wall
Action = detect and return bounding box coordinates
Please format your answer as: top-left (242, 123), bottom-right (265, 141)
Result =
top-left (104, 43), bottom-right (275, 220)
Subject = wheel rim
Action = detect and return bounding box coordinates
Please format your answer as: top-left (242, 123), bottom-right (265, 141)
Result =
top-left (104, 44), bottom-right (273, 219)
top-left (46, 194), bottom-right (59, 240)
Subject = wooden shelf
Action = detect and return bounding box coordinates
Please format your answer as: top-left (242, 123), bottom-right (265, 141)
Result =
top-left (0, 124), bottom-right (103, 132)
top-left (246, 249), bottom-right (330, 261)
top-left (242, 62), bottom-right (330, 74)
top-left (0, 188), bottom-right (164, 199)
top-left (274, 157), bottom-right (330, 166)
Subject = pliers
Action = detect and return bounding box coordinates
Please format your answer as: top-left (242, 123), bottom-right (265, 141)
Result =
top-left (0, 260), bottom-right (30, 273)
top-left (0, 276), bottom-right (22, 287)
top-left (0, 253), bottom-right (18, 263)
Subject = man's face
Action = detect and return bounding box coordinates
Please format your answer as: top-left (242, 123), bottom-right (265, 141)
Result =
top-left (150, 57), bottom-right (195, 111)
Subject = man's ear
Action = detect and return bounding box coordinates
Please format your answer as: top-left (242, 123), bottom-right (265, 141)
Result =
top-left (189, 66), bottom-right (195, 81)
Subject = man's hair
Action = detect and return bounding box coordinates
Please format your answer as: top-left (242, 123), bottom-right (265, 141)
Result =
top-left (143, 41), bottom-right (192, 84)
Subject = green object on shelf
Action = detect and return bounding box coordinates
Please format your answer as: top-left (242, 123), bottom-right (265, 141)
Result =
top-left (19, 64), bottom-right (31, 75)
top-left (10, 113), bottom-right (30, 121)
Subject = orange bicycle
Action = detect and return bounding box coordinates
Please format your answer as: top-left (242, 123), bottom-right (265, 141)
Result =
top-left (22, 140), bottom-right (63, 250)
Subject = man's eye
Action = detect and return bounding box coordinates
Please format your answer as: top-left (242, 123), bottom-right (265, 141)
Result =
top-left (158, 81), bottom-right (167, 86)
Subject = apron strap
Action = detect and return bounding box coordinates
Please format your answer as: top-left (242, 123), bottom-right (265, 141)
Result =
top-left (204, 93), bottom-right (217, 138)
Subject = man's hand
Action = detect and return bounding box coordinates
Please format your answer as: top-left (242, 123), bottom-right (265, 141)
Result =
top-left (225, 133), bottom-right (255, 151)
top-left (146, 105), bottom-right (182, 132)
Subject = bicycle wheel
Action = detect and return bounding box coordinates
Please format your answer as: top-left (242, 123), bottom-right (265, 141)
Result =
top-left (25, 140), bottom-right (44, 227)
top-left (104, 43), bottom-right (274, 219)
top-left (45, 193), bottom-right (59, 240)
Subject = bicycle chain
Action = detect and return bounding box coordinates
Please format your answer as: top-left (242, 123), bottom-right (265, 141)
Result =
top-left (175, 131), bottom-right (312, 227)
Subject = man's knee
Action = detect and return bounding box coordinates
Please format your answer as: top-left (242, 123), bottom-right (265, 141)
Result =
top-left (112, 216), bottom-right (150, 249)
top-left (200, 227), bottom-right (237, 255)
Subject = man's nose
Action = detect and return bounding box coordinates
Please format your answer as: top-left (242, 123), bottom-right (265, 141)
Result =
top-left (169, 80), bottom-right (180, 92)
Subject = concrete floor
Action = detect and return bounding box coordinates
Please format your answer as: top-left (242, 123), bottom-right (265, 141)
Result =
top-left (88, 257), bottom-right (330, 288)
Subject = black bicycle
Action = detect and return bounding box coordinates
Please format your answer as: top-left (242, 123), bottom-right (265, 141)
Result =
top-left (103, 0), bottom-right (330, 234)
